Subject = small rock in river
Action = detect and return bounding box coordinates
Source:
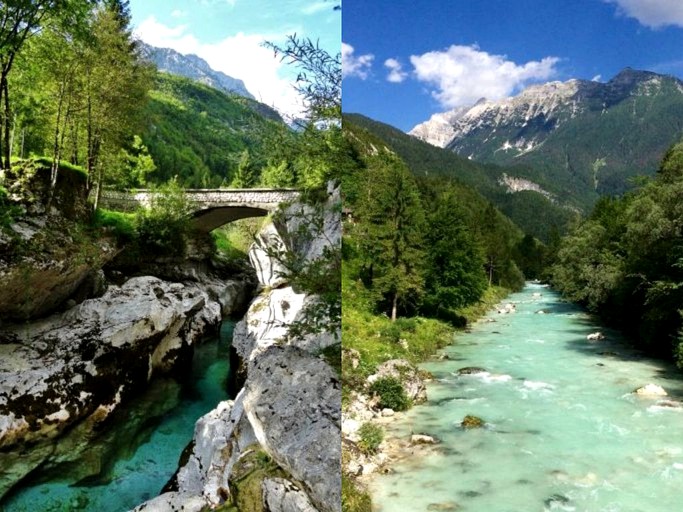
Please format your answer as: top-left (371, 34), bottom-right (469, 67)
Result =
top-left (457, 367), bottom-right (487, 375)
top-left (460, 415), bottom-right (485, 429)
top-left (634, 383), bottom-right (668, 397)
top-left (427, 502), bottom-right (460, 511)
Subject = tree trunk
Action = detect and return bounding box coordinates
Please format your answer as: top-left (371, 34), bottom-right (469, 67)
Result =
top-left (391, 292), bottom-right (398, 322)
top-left (93, 164), bottom-right (103, 212)
top-left (488, 256), bottom-right (494, 286)
top-left (2, 76), bottom-right (11, 170)
top-left (47, 79), bottom-right (66, 210)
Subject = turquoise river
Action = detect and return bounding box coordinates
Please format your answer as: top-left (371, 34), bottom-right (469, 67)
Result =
top-left (0, 321), bottom-right (235, 512)
top-left (372, 283), bottom-right (683, 512)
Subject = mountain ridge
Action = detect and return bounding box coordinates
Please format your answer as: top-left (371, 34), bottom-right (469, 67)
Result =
top-left (410, 68), bottom-right (683, 208)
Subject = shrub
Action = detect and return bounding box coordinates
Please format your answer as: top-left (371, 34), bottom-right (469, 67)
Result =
top-left (135, 179), bottom-right (191, 256)
top-left (0, 185), bottom-right (18, 227)
top-left (357, 422), bottom-right (384, 455)
top-left (369, 376), bottom-right (411, 411)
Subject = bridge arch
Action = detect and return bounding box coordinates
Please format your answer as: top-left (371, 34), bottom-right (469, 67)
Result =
top-left (100, 188), bottom-right (300, 231)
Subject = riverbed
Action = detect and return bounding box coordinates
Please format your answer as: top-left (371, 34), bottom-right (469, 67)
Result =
top-left (0, 321), bottom-right (235, 512)
top-left (371, 283), bottom-right (683, 512)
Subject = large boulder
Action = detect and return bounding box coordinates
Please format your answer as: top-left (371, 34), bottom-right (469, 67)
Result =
top-left (243, 345), bottom-right (341, 512)
top-left (174, 396), bottom-right (256, 505)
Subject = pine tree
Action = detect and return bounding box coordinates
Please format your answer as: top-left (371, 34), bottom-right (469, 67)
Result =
top-left (356, 153), bottom-right (425, 321)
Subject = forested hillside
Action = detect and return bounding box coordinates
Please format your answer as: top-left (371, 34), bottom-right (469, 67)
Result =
top-left (551, 141), bottom-right (683, 364)
top-left (141, 73), bottom-right (287, 188)
top-left (344, 113), bottom-right (576, 243)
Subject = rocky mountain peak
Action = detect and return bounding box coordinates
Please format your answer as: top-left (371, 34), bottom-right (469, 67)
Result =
top-left (139, 42), bottom-right (254, 99)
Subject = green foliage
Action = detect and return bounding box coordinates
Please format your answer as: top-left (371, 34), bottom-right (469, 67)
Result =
top-left (109, 135), bottom-right (156, 188)
top-left (552, 140), bottom-right (683, 362)
top-left (357, 422), bottom-right (384, 455)
top-left (369, 376), bottom-right (411, 412)
top-left (142, 74), bottom-right (287, 188)
top-left (92, 208), bottom-right (135, 242)
top-left (230, 149), bottom-right (258, 188)
top-left (263, 34), bottom-right (341, 122)
top-left (0, 184), bottom-right (19, 227)
top-left (134, 179), bottom-right (191, 256)
top-left (350, 152), bottom-right (426, 320)
top-left (344, 113), bottom-right (575, 242)
top-left (421, 188), bottom-right (488, 318)
top-left (341, 474), bottom-right (372, 512)
top-left (259, 159), bottom-right (295, 187)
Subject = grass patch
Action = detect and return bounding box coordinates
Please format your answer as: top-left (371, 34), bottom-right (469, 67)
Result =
top-left (457, 285), bottom-right (510, 323)
top-left (342, 263), bottom-right (511, 407)
top-left (357, 422), bottom-right (384, 455)
top-left (342, 473), bottom-right (372, 512)
top-left (93, 208), bottom-right (136, 241)
top-left (31, 156), bottom-right (88, 181)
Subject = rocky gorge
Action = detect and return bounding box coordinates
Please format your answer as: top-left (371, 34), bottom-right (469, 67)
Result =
top-left (0, 165), bottom-right (341, 511)
top-left (134, 183), bottom-right (342, 512)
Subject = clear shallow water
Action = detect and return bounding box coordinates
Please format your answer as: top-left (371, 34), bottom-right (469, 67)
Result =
top-left (372, 284), bottom-right (683, 512)
top-left (0, 321), bottom-right (235, 512)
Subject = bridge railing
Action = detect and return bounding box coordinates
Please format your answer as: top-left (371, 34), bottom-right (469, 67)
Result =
top-left (99, 188), bottom-right (301, 212)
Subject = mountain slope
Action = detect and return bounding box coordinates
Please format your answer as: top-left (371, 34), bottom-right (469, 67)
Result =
top-left (344, 113), bottom-right (576, 242)
top-left (142, 73), bottom-right (287, 188)
top-left (411, 68), bottom-right (683, 209)
top-left (141, 42), bottom-right (252, 99)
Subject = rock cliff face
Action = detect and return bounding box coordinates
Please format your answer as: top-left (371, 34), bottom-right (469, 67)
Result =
top-left (136, 184), bottom-right (342, 512)
top-left (0, 275), bottom-right (249, 499)
top-left (0, 163), bottom-right (117, 321)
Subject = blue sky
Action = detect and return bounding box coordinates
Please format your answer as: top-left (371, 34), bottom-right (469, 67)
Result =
top-left (129, 0), bottom-right (340, 119)
top-left (342, 0), bottom-right (683, 131)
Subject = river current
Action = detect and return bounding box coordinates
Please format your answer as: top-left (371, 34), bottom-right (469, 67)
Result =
top-left (0, 321), bottom-right (235, 512)
top-left (372, 284), bottom-right (683, 512)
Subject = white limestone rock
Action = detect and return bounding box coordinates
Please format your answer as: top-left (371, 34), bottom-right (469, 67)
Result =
top-left (175, 395), bottom-right (257, 506)
top-left (130, 491), bottom-right (208, 512)
top-left (634, 383), bottom-right (667, 397)
top-left (262, 478), bottom-right (318, 512)
top-left (0, 276), bottom-right (223, 498)
top-left (244, 345), bottom-right (341, 512)
top-left (248, 223), bottom-right (288, 288)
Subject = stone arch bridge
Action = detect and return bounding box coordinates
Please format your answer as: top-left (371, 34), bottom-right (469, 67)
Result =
top-left (100, 188), bottom-right (300, 231)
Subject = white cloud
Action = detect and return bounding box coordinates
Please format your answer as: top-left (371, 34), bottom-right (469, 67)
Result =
top-left (384, 58), bottom-right (408, 83)
top-left (410, 44), bottom-right (560, 108)
top-left (170, 9), bottom-right (186, 18)
top-left (342, 42), bottom-right (374, 79)
top-left (135, 16), bottom-right (304, 119)
top-left (302, 2), bottom-right (330, 15)
top-left (605, 0), bottom-right (683, 28)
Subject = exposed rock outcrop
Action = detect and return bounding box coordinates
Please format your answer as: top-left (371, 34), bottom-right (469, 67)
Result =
top-left (368, 359), bottom-right (427, 404)
top-left (136, 183), bottom-right (341, 511)
top-left (0, 275), bottom-right (247, 499)
top-left (0, 161), bottom-right (118, 321)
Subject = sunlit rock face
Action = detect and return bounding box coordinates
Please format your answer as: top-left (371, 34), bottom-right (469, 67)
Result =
top-left (0, 275), bottom-right (244, 499)
top-left (139, 183), bottom-right (342, 512)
